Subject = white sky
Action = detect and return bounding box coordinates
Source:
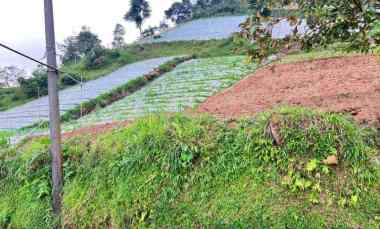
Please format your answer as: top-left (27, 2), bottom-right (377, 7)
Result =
top-left (0, 0), bottom-right (179, 71)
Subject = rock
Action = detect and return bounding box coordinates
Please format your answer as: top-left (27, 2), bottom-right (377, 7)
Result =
top-left (267, 119), bottom-right (282, 145)
top-left (371, 156), bottom-right (380, 166)
top-left (323, 155), bottom-right (338, 166)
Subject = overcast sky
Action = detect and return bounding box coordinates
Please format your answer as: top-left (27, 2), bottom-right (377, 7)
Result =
top-left (0, 0), bottom-right (179, 72)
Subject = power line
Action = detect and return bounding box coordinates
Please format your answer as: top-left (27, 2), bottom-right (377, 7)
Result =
top-left (0, 42), bottom-right (60, 72)
top-left (0, 42), bottom-right (83, 85)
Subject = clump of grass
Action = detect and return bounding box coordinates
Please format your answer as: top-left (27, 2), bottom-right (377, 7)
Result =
top-left (0, 107), bottom-right (379, 228)
top-left (250, 107), bottom-right (378, 206)
top-left (0, 132), bottom-right (10, 148)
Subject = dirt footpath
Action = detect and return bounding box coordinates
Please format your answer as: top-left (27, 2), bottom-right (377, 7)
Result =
top-left (199, 55), bottom-right (380, 123)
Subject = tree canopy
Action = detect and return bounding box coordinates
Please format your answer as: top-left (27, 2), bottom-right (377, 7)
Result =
top-left (166, 0), bottom-right (249, 24)
top-left (165, 0), bottom-right (193, 24)
top-left (235, 0), bottom-right (380, 63)
top-left (124, 0), bottom-right (151, 34)
top-left (0, 66), bottom-right (26, 88)
top-left (112, 24), bottom-right (127, 49)
top-left (61, 26), bottom-right (102, 64)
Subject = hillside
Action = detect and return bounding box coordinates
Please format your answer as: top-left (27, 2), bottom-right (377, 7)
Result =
top-left (1, 108), bottom-right (379, 228)
top-left (61, 56), bottom-right (257, 132)
top-left (0, 39), bottom-right (236, 112)
top-left (1, 1), bottom-right (379, 227)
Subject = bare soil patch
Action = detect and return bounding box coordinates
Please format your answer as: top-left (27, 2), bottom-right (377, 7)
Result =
top-left (62, 121), bottom-right (130, 140)
top-left (199, 55), bottom-right (380, 123)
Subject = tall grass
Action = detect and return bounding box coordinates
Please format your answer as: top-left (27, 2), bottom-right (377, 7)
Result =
top-left (1, 107), bottom-right (379, 228)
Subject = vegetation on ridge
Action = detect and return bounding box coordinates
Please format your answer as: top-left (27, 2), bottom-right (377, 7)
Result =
top-left (1, 107), bottom-right (379, 228)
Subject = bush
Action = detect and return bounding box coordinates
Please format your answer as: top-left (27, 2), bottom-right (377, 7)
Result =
top-left (0, 132), bottom-right (9, 148)
top-left (18, 74), bottom-right (48, 98)
top-left (60, 73), bottom-right (83, 87)
top-left (370, 20), bottom-right (380, 45)
top-left (84, 48), bottom-right (121, 70)
top-left (84, 46), bottom-right (107, 69)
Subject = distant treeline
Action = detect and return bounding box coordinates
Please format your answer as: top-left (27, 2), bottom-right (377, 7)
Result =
top-left (165, 0), bottom-right (299, 24)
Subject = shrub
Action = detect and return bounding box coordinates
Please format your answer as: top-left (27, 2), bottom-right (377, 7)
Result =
top-left (0, 132), bottom-right (9, 148)
top-left (84, 46), bottom-right (107, 69)
top-left (370, 20), bottom-right (380, 53)
top-left (60, 73), bottom-right (83, 87)
top-left (84, 48), bottom-right (122, 70)
top-left (18, 71), bottom-right (48, 98)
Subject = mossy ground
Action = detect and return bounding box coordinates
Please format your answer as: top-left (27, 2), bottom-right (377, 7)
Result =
top-left (1, 107), bottom-right (379, 228)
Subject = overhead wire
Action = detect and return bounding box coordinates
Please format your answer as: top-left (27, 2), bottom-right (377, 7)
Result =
top-left (0, 41), bottom-right (87, 131)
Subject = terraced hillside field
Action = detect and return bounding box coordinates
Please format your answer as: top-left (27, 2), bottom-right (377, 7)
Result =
top-left (140, 16), bottom-right (308, 43)
top-left (0, 57), bottom-right (176, 130)
top-left (63, 56), bottom-right (257, 131)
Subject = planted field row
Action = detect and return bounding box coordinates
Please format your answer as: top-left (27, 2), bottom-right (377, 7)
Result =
top-left (63, 56), bottom-right (257, 131)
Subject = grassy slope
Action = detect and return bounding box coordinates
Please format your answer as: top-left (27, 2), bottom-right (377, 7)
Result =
top-left (278, 49), bottom-right (360, 64)
top-left (1, 107), bottom-right (379, 228)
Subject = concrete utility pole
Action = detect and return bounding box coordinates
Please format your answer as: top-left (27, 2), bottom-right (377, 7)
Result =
top-left (44, 0), bottom-right (63, 215)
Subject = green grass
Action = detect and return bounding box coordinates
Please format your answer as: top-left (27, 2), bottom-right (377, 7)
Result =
top-left (279, 50), bottom-right (360, 64)
top-left (278, 43), bottom-right (363, 64)
top-left (0, 88), bottom-right (34, 112)
top-left (1, 107), bottom-right (379, 228)
top-left (0, 131), bottom-right (11, 148)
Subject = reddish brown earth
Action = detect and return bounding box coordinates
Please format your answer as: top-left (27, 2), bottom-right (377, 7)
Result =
top-left (62, 121), bottom-right (130, 140)
top-left (199, 55), bottom-right (380, 123)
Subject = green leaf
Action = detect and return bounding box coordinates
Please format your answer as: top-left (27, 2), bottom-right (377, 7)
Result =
top-left (306, 159), bottom-right (318, 172)
top-left (350, 195), bottom-right (358, 207)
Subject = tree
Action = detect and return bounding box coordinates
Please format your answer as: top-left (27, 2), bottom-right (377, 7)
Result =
top-left (235, 0), bottom-right (380, 63)
top-left (124, 0), bottom-right (151, 34)
top-left (77, 26), bottom-right (102, 56)
top-left (112, 23), bottom-right (127, 49)
top-left (18, 66), bottom-right (48, 98)
top-left (165, 0), bottom-right (193, 24)
top-left (61, 26), bottom-right (102, 63)
top-left (0, 66), bottom-right (27, 88)
top-left (61, 36), bottom-right (80, 64)
top-left (84, 46), bottom-right (107, 69)
top-left (159, 21), bottom-right (169, 30)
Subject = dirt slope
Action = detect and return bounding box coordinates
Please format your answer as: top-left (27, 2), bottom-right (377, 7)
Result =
top-left (199, 55), bottom-right (380, 123)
